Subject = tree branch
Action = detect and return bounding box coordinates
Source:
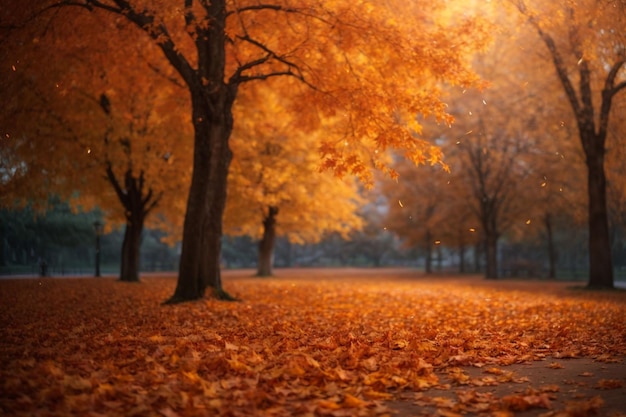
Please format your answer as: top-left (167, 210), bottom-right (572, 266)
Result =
top-left (84, 0), bottom-right (197, 87)
top-left (105, 162), bottom-right (129, 207)
top-left (228, 34), bottom-right (316, 90)
top-left (144, 190), bottom-right (162, 216)
top-left (599, 59), bottom-right (626, 140)
top-left (515, 1), bottom-right (582, 118)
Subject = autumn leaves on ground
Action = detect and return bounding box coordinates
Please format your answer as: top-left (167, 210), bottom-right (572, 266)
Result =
top-left (1, 270), bottom-right (625, 417)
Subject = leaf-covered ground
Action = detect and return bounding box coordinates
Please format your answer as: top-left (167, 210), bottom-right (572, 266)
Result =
top-left (1, 269), bottom-right (625, 417)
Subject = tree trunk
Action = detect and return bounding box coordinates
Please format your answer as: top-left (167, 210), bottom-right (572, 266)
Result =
top-left (257, 206), bottom-right (278, 277)
top-left (523, 24), bottom-right (621, 288)
top-left (585, 135), bottom-right (614, 288)
top-left (424, 230), bottom-right (432, 274)
top-left (168, 103), bottom-right (234, 301)
top-left (105, 166), bottom-right (157, 284)
top-left (436, 244), bottom-right (443, 272)
top-left (458, 242), bottom-right (466, 274)
top-left (544, 212), bottom-right (557, 279)
top-left (484, 233), bottom-right (498, 279)
top-left (474, 241), bottom-right (481, 273)
top-left (167, 79), bottom-right (237, 303)
top-left (119, 217), bottom-right (142, 282)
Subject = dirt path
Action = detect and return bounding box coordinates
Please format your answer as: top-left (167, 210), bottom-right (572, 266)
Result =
top-left (388, 358), bottom-right (626, 416)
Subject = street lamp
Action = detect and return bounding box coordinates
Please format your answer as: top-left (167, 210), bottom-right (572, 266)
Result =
top-left (93, 221), bottom-right (103, 277)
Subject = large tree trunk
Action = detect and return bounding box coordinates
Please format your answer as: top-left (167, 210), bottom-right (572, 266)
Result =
top-left (257, 206), bottom-right (278, 277)
top-left (200, 113), bottom-right (234, 299)
top-left (585, 134), bottom-right (614, 288)
top-left (164, 0), bottom-right (239, 303)
top-left (167, 94), bottom-right (235, 302)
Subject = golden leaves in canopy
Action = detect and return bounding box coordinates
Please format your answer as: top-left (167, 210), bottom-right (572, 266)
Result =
top-left (224, 82), bottom-right (364, 244)
top-left (221, 0), bottom-right (491, 183)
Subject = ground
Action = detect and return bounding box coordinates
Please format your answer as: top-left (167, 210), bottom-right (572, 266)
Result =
top-left (1, 268), bottom-right (625, 416)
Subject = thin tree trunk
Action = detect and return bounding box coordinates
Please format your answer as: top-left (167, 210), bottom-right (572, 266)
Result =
top-left (257, 206), bottom-right (278, 277)
top-left (484, 234), bottom-right (498, 279)
top-left (544, 212), bottom-right (557, 279)
top-left (105, 166), bottom-right (157, 284)
top-left (459, 242), bottom-right (466, 274)
top-left (585, 137), bottom-right (614, 288)
top-left (474, 241), bottom-right (481, 273)
top-left (119, 219), bottom-right (142, 282)
top-left (436, 244), bottom-right (443, 272)
top-left (424, 230), bottom-right (432, 274)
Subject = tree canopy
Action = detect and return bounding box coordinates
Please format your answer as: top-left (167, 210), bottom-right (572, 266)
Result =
top-left (1, 0), bottom-right (491, 301)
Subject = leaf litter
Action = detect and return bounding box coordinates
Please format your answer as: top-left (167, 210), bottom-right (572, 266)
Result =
top-left (1, 272), bottom-right (625, 416)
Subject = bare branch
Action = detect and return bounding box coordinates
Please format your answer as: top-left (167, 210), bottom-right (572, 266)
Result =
top-left (604, 59), bottom-right (626, 96)
top-left (105, 162), bottom-right (129, 205)
top-left (144, 190), bottom-right (163, 215)
top-left (226, 3), bottom-right (333, 27)
top-left (0, 1), bottom-right (93, 32)
top-left (146, 61), bottom-right (185, 89)
top-left (227, 33), bottom-right (316, 90)
top-left (599, 59), bottom-right (626, 139)
top-left (513, 1), bottom-right (582, 118)
top-left (226, 4), bottom-right (297, 17)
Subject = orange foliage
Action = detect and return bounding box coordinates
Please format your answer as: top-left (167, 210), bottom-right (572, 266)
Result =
top-left (1, 272), bottom-right (625, 416)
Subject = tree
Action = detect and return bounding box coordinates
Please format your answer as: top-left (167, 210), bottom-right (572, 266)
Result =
top-left (384, 162), bottom-right (449, 273)
top-left (224, 83), bottom-right (363, 276)
top-left (606, 97), bottom-right (626, 269)
top-left (512, 0), bottom-right (626, 288)
top-left (410, 39), bottom-right (551, 279)
top-left (1, 10), bottom-right (193, 282)
top-left (3, 0), bottom-right (489, 302)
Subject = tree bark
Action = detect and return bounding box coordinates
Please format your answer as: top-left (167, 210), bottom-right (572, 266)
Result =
top-left (167, 86), bottom-right (236, 302)
top-left (119, 218), bottom-right (142, 282)
top-left (257, 206), bottom-right (278, 277)
top-left (585, 133), bottom-right (614, 288)
top-left (162, 0), bottom-right (240, 303)
top-left (481, 201), bottom-right (500, 279)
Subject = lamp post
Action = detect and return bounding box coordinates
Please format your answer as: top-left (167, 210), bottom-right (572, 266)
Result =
top-left (93, 221), bottom-right (103, 277)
